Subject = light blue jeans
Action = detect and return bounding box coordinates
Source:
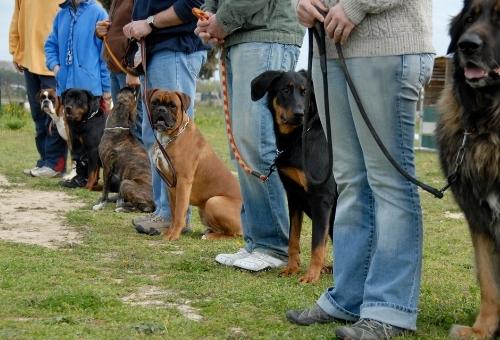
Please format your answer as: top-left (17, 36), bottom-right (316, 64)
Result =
top-left (225, 42), bottom-right (300, 258)
top-left (110, 71), bottom-right (143, 144)
top-left (313, 54), bottom-right (434, 330)
top-left (141, 49), bottom-right (207, 222)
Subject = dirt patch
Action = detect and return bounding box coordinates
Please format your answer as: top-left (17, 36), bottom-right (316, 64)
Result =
top-left (121, 286), bottom-right (203, 321)
top-left (0, 174), bottom-right (84, 249)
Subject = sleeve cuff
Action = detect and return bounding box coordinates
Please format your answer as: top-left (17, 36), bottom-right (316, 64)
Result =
top-left (48, 61), bottom-right (58, 71)
top-left (216, 9), bottom-right (242, 35)
top-left (340, 0), bottom-right (366, 25)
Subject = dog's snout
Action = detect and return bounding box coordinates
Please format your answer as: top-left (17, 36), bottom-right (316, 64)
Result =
top-left (64, 106), bottom-right (72, 114)
top-left (294, 111), bottom-right (304, 119)
top-left (458, 33), bottom-right (483, 55)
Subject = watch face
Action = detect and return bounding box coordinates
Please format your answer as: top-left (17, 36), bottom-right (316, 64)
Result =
top-left (147, 16), bottom-right (154, 25)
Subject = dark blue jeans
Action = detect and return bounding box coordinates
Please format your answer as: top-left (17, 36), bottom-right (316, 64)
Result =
top-left (24, 70), bottom-right (67, 171)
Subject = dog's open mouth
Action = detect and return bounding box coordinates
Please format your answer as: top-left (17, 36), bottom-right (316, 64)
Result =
top-left (463, 62), bottom-right (500, 87)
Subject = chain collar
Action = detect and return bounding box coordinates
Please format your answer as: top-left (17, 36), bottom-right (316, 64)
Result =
top-left (157, 116), bottom-right (190, 147)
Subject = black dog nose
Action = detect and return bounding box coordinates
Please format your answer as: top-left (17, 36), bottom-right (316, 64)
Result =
top-left (294, 111), bottom-right (304, 119)
top-left (65, 106), bottom-right (72, 114)
top-left (458, 33), bottom-right (483, 55)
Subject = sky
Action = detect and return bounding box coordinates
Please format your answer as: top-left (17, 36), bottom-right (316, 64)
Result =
top-left (0, 1), bottom-right (463, 65)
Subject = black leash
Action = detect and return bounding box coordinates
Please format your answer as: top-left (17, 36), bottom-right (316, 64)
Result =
top-left (307, 23), bottom-right (458, 199)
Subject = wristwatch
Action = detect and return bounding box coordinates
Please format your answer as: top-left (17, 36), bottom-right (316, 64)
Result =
top-left (146, 15), bottom-right (157, 29)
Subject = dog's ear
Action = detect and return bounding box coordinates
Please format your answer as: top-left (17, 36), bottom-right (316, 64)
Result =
top-left (147, 89), bottom-right (159, 104)
top-left (175, 92), bottom-right (191, 113)
top-left (84, 90), bottom-right (100, 113)
top-left (251, 70), bottom-right (284, 101)
top-left (447, 1), bottom-right (471, 54)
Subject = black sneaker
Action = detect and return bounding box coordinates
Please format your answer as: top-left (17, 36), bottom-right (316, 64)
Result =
top-left (335, 319), bottom-right (409, 340)
top-left (59, 175), bottom-right (87, 188)
top-left (286, 303), bottom-right (339, 326)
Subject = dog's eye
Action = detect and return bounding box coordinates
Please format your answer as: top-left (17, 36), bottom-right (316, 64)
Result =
top-left (300, 88), bottom-right (306, 96)
top-left (283, 87), bottom-right (291, 94)
top-left (465, 15), bottom-right (475, 24)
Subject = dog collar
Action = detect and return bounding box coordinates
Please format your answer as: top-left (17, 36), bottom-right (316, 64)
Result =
top-left (85, 109), bottom-right (100, 122)
top-left (104, 126), bottom-right (130, 131)
top-left (158, 116), bottom-right (190, 147)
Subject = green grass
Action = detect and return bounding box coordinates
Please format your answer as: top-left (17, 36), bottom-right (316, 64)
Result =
top-left (0, 105), bottom-right (477, 339)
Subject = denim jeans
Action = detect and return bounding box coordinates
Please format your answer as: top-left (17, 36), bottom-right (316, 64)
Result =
top-left (24, 70), bottom-right (67, 172)
top-left (110, 71), bottom-right (144, 144)
top-left (224, 42), bottom-right (300, 258)
top-left (141, 49), bottom-right (206, 222)
top-left (313, 54), bottom-right (434, 330)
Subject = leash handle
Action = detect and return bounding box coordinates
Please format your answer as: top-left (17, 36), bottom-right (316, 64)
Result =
top-left (334, 43), bottom-right (444, 199)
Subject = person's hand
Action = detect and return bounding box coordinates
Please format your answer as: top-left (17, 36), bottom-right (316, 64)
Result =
top-left (102, 92), bottom-right (113, 113)
top-left (53, 65), bottom-right (60, 76)
top-left (324, 3), bottom-right (355, 44)
top-left (126, 74), bottom-right (141, 86)
top-left (194, 14), bottom-right (227, 46)
top-left (295, 0), bottom-right (328, 28)
top-left (13, 61), bottom-right (24, 73)
top-left (95, 19), bottom-right (111, 39)
top-left (123, 20), bottom-right (152, 40)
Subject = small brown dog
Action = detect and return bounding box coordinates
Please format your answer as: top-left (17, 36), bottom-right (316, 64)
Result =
top-left (94, 87), bottom-right (154, 212)
top-left (148, 89), bottom-right (242, 241)
top-left (39, 88), bottom-right (70, 144)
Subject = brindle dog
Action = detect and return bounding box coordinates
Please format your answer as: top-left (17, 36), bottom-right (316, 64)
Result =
top-left (436, 0), bottom-right (500, 338)
top-left (94, 87), bottom-right (154, 213)
top-left (148, 89), bottom-right (242, 241)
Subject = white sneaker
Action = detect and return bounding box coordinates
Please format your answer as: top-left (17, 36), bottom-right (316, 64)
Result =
top-left (233, 251), bottom-right (287, 272)
top-left (23, 167), bottom-right (39, 176)
top-left (215, 248), bottom-right (251, 266)
top-left (30, 166), bottom-right (61, 178)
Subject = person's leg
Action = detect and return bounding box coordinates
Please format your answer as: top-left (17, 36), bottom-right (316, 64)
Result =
top-left (136, 49), bottom-right (206, 233)
top-left (23, 70), bottom-right (45, 169)
top-left (38, 75), bottom-right (67, 173)
top-left (224, 43), bottom-right (299, 261)
top-left (343, 54), bottom-right (432, 331)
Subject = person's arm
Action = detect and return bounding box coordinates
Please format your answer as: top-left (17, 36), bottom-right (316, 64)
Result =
top-left (44, 14), bottom-right (60, 73)
top-left (340, 0), bottom-right (405, 25)
top-left (9, 0), bottom-right (23, 71)
top-left (95, 9), bottom-right (111, 95)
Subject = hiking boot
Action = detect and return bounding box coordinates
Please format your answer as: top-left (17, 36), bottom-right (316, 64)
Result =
top-left (286, 303), bottom-right (339, 326)
top-left (233, 250), bottom-right (287, 271)
top-left (335, 319), bottom-right (409, 340)
top-left (215, 248), bottom-right (251, 266)
top-left (59, 175), bottom-right (87, 188)
top-left (134, 215), bottom-right (191, 236)
top-left (30, 166), bottom-right (62, 178)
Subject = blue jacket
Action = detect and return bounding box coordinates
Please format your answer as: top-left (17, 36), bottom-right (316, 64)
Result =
top-left (133, 0), bottom-right (208, 55)
top-left (45, 0), bottom-right (111, 96)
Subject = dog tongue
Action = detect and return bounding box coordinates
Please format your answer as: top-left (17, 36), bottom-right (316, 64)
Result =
top-left (464, 67), bottom-right (487, 79)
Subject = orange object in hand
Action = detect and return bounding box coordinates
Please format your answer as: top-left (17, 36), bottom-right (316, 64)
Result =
top-left (192, 8), bottom-right (209, 21)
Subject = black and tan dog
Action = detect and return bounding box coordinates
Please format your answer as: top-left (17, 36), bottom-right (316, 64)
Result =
top-left (93, 87), bottom-right (154, 212)
top-left (148, 89), bottom-right (242, 241)
top-left (436, 0), bottom-right (500, 338)
top-left (251, 70), bottom-right (337, 283)
top-left (61, 88), bottom-right (106, 190)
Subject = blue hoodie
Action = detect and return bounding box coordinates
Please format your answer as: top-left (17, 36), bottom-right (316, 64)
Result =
top-left (45, 0), bottom-right (110, 96)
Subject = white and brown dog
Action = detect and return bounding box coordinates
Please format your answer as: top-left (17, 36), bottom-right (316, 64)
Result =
top-left (38, 88), bottom-right (70, 144)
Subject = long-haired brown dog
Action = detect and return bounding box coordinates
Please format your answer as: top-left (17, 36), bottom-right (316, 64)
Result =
top-left (94, 87), bottom-right (154, 213)
top-left (436, 1), bottom-right (500, 338)
top-left (148, 89), bottom-right (242, 241)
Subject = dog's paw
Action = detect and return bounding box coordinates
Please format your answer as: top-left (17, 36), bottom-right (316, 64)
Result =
top-left (163, 230), bottom-right (181, 241)
top-left (449, 324), bottom-right (491, 339)
top-left (280, 265), bottom-right (300, 277)
top-left (92, 202), bottom-right (106, 211)
top-left (299, 271), bottom-right (321, 284)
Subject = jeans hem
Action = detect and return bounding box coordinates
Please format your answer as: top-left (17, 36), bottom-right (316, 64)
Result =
top-left (317, 291), bottom-right (359, 322)
top-left (361, 305), bottom-right (418, 331)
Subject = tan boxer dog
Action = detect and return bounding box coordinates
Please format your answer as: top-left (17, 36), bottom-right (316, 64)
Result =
top-left (148, 89), bottom-right (242, 241)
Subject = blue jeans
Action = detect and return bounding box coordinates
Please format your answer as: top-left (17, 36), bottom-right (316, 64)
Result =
top-left (24, 70), bottom-right (67, 171)
top-left (110, 71), bottom-right (144, 144)
top-left (313, 54), bottom-right (434, 330)
top-left (141, 49), bottom-right (206, 222)
top-left (225, 42), bottom-right (300, 258)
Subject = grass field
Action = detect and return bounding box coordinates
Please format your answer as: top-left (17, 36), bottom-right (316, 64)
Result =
top-left (0, 105), bottom-right (478, 339)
